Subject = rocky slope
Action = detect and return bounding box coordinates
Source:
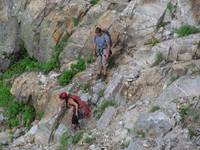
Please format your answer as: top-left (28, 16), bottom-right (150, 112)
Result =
top-left (1, 0), bottom-right (200, 150)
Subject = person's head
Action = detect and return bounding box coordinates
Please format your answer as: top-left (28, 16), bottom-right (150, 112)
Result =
top-left (59, 92), bottom-right (68, 108)
top-left (95, 27), bottom-right (102, 36)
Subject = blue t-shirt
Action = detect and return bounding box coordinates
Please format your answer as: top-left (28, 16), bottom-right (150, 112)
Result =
top-left (94, 33), bottom-right (110, 50)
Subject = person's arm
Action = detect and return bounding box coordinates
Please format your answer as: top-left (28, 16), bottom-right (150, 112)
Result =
top-left (68, 98), bottom-right (78, 116)
top-left (104, 35), bottom-right (111, 59)
top-left (93, 37), bottom-right (97, 57)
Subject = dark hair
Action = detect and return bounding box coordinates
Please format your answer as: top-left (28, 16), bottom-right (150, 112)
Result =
top-left (95, 27), bottom-right (102, 34)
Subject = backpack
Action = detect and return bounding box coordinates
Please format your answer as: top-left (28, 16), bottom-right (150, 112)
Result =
top-left (69, 95), bottom-right (91, 118)
top-left (102, 30), bottom-right (112, 56)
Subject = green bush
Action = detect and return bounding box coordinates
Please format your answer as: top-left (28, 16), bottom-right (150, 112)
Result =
top-left (72, 17), bottom-right (79, 27)
top-left (82, 132), bottom-right (95, 144)
top-left (98, 89), bottom-right (105, 98)
top-left (59, 130), bottom-right (84, 150)
top-left (93, 100), bottom-right (117, 119)
top-left (79, 83), bottom-right (91, 93)
top-left (72, 130), bottom-right (84, 144)
top-left (149, 106), bottom-right (160, 112)
top-left (188, 128), bottom-right (197, 139)
top-left (58, 70), bottom-right (76, 86)
top-left (90, 0), bottom-right (99, 5)
top-left (59, 132), bottom-right (73, 150)
top-left (167, 2), bottom-right (176, 14)
top-left (179, 105), bottom-right (198, 122)
top-left (154, 52), bottom-right (164, 66)
top-left (58, 58), bottom-right (86, 86)
top-left (173, 25), bottom-right (200, 37)
top-left (167, 75), bottom-right (180, 87)
top-left (86, 52), bottom-right (94, 64)
top-left (0, 80), bottom-right (35, 128)
top-left (136, 130), bottom-right (145, 138)
top-left (147, 37), bottom-right (160, 46)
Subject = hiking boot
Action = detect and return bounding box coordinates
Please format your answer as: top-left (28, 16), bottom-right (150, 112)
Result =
top-left (96, 74), bottom-right (101, 80)
top-left (101, 74), bottom-right (107, 81)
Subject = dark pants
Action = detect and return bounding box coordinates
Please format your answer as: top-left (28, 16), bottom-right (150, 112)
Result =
top-left (72, 109), bottom-right (79, 125)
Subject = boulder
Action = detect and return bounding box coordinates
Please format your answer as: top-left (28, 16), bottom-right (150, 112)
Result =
top-left (97, 107), bottom-right (116, 130)
top-left (11, 72), bottom-right (57, 113)
top-left (0, 131), bottom-right (11, 145)
top-left (134, 112), bottom-right (174, 137)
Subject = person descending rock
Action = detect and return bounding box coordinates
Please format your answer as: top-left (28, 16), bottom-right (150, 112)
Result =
top-left (59, 92), bottom-right (91, 130)
top-left (93, 27), bottom-right (112, 81)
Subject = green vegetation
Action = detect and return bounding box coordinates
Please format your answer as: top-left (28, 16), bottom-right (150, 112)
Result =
top-left (154, 52), bottom-right (164, 66)
top-left (59, 130), bottom-right (93, 150)
top-left (179, 105), bottom-right (199, 123)
top-left (167, 2), bottom-right (176, 14)
top-left (36, 112), bottom-right (44, 120)
top-left (82, 132), bottom-right (95, 144)
top-left (136, 130), bottom-right (145, 138)
top-left (167, 75), bottom-right (180, 87)
top-left (40, 33), bottom-right (70, 73)
top-left (188, 63), bottom-right (199, 75)
top-left (149, 105), bottom-right (160, 113)
top-left (1, 33), bottom-right (70, 80)
top-left (93, 100), bottom-right (117, 119)
top-left (120, 141), bottom-right (130, 149)
top-left (72, 17), bottom-right (79, 27)
top-left (79, 83), bottom-right (91, 93)
top-left (188, 128), bottom-right (197, 139)
top-left (86, 52), bottom-right (94, 64)
top-left (98, 89), bottom-right (105, 98)
top-left (0, 81), bottom-right (35, 128)
top-left (173, 25), bottom-right (200, 37)
top-left (90, 0), bottom-right (99, 5)
top-left (58, 58), bottom-right (86, 86)
top-left (147, 37), bottom-right (160, 46)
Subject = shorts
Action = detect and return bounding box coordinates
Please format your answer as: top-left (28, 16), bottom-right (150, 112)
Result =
top-left (96, 50), bottom-right (108, 68)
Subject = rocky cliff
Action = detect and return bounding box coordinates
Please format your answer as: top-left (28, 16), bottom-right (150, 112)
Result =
top-left (1, 0), bottom-right (200, 150)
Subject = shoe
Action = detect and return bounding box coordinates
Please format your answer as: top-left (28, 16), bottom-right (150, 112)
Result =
top-left (96, 74), bottom-right (101, 80)
top-left (101, 74), bottom-right (107, 81)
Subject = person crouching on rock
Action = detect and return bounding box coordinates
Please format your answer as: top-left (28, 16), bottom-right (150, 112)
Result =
top-left (59, 92), bottom-right (91, 130)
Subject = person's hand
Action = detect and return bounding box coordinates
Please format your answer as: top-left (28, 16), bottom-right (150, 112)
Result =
top-left (76, 110), bottom-right (78, 117)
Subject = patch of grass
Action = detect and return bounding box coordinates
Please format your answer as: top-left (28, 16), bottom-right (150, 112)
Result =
top-left (40, 32), bottom-right (70, 73)
top-left (136, 130), bottom-right (145, 138)
top-left (154, 52), bottom-right (164, 66)
top-left (167, 75), bottom-right (180, 87)
top-left (72, 17), bottom-right (79, 27)
top-left (58, 58), bottom-right (86, 86)
top-left (188, 128), bottom-right (197, 139)
top-left (79, 83), bottom-right (91, 93)
top-left (179, 105), bottom-right (198, 122)
top-left (0, 80), bottom-right (35, 128)
top-left (86, 52), bottom-right (94, 64)
top-left (90, 0), bottom-right (100, 5)
top-left (93, 100), bottom-right (117, 119)
top-left (82, 132), bottom-right (95, 144)
top-left (147, 37), bottom-right (160, 46)
top-left (167, 2), bottom-right (176, 14)
top-left (98, 89), bottom-right (105, 98)
top-left (36, 112), bottom-right (44, 120)
top-left (149, 106), bottom-right (160, 112)
top-left (173, 25), bottom-right (200, 37)
top-left (120, 141), bottom-right (130, 149)
top-left (72, 130), bottom-right (84, 144)
top-left (188, 63), bottom-right (199, 75)
top-left (59, 130), bottom-right (85, 150)
top-left (59, 132), bottom-right (73, 150)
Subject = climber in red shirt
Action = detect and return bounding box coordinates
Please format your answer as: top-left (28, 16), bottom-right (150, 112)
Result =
top-left (59, 92), bottom-right (91, 130)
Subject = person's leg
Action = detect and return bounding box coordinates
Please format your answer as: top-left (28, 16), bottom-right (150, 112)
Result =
top-left (102, 53), bottom-right (108, 80)
top-left (96, 56), bottom-right (103, 80)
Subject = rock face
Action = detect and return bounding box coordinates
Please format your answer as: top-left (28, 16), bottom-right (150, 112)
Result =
top-left (3, 0), bottom-right (200, 150)
top-left (11, 72), bottom-right (58, 113)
